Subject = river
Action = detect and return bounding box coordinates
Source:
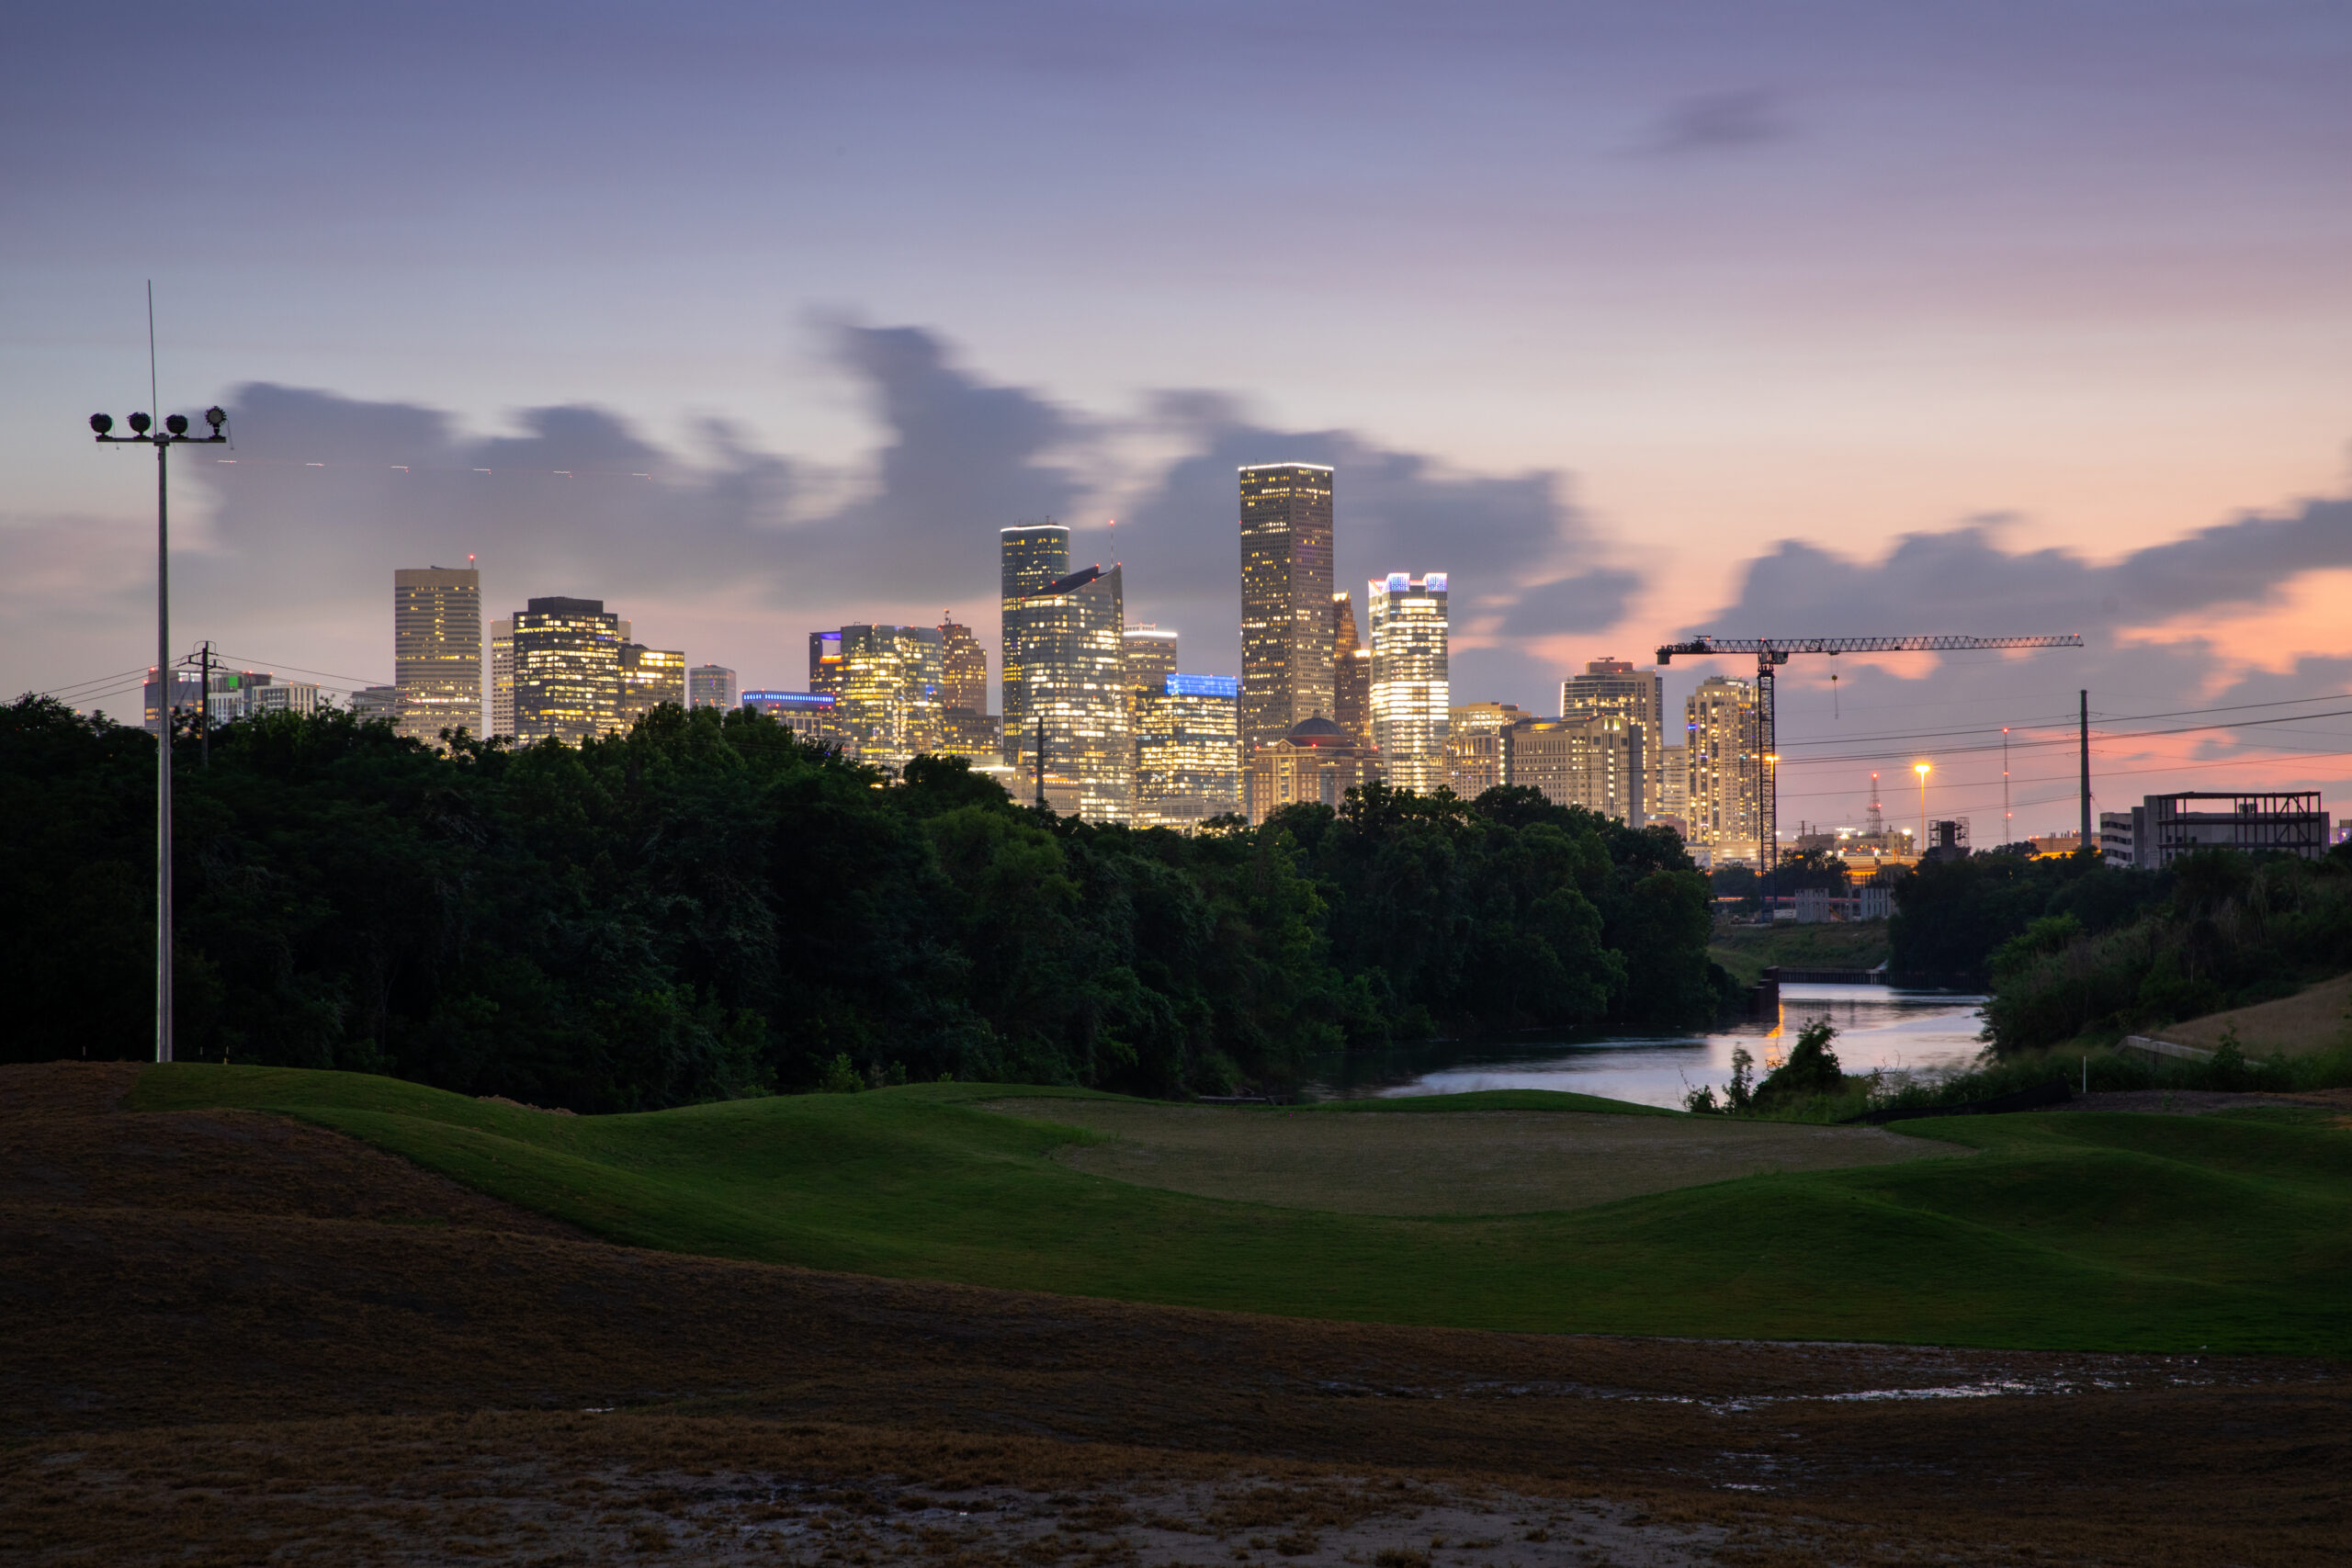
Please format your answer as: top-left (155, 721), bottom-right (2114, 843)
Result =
top-left (1299, 984), bottom-right (1989, 1111)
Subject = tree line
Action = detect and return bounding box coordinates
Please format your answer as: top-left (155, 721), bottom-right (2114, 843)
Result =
top-left (3, 696), bottom-right (1732, 1109)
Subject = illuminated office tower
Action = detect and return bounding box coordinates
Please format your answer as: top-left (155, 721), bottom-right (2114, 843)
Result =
top-left (141, 669), bottom-right (206, 736)
top-left (511, 596), bottom-right (624, 743)
top-left (489, 618), bottom-right (515, 736)
top-left (940, 614), bottom-right (989, 716)
top-left (687, 664), bottom-right (738, 710)
top-left (1331, 592), bottom-right (1372, 751)
top-left (1368, 572), bottom-right (1449, 795)
top-left (1503, 714), bottom-right (1645, 823)
top-left (1561, 658), bottom-right (1665, 824)
top-left (618, 642), bottom-right (687, 726)
top-left (808, 630), bottom-right (844, 697)
top-left (1238, 463), bottom-right (1335, 748)
top-left (1658, 743), bottom-right (1690, 828)
top-left (836, 624), bottom-right (944, 767)
top-left (1122, 625), bottom-right (1179, 737)
top-left (350, 686), bottom-right (401, 724)
top-left (1685, 675), bottom-right (1760, 863)
top-left (1444, 702), bottom-right (1524, 798)
top-left (1017, 563), bottom-right (1129, 821)
top-left (1000, 522), bottom-right (1071, 765)
top-left (393, 565), bottom-right (483, 744)
top-left (1135, 673), bottom-right (1240, 829)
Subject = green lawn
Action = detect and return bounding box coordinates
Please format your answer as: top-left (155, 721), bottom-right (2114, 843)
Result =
top-left (132, 1066), bottom-right (2352, 1357)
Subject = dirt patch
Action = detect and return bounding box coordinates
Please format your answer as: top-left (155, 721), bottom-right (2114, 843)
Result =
top-left (980, 1099), bottom-right (1961, 1215)
top-left (2158, 973), bottom-right (2352, 1057)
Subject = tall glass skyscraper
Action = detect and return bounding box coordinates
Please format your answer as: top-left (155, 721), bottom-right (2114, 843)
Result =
top-left (512, 596), bottom-right (623, 743)
top-left (1016, 563), bottom-right (1129, 821)
top-left (1135, 672), bottom-right (1240, 829)
top-left (1238, 464), bottom-right (1334, 749)
top-left (837, 624), bottom-right (944, 766)
top-left (1000, 522), bottom-right (1071, 765)
top-left (939, 614), bottom-right (989, 715)
top-left (618, 643), bottom-right (688, 726)
top-left (489, 617), bottom-right (515, 736)
top-left (1330, 591), bottom-right (1371, 751)
top-left (1368, 572), bottom-right (1449, 795)
top-left (1561, 658), bottom-right (1665, 824)
top-left (393, 565), bottom-right (482, 744)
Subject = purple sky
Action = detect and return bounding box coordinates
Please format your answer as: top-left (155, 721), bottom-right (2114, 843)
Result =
top-left (6, 1), bottom-right (2351, 835)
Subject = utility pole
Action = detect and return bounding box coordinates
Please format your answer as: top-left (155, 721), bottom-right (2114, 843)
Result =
top-left (2078, 690), bottom-right (2091, 852)
top-left (2002, 728), bottom-right (2011, 846)
top-left (195, 640), bottom-right (215, 767)
top-left (91, 403), bottom-right (231, 1064)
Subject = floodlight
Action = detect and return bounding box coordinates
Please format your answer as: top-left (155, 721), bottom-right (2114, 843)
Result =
top-left (164, 413), bottom-right (188, 435)
top-left (90, 413), bottom-right (113, 434)
top-left (205, 407), bottom-right (226, 432)
top-left (128, 412), bottom-right (152, 434)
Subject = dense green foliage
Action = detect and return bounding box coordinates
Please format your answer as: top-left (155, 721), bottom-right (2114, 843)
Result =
top-left (1983, 847), bottom-right (2352, 1053)
top-left (1889, 847), bottom-right (2167, 981)
top-left (133, 1064), bottom-right (2352, 1355)
top-left (3, 698), bottom-right (1726, 1108)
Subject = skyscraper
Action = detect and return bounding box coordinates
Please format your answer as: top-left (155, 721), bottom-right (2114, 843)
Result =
top-left (1368, 572), bottom-right (1449, 795)
top-left (489, 617), bottom-right (515, 736)
top-left (808, 630), bottom-right (844, 697)
top-left (1330, 592), bottom-right (1372, 752)
top-left (1017, 563), bottom-right (1129, 821)
top-left (1686, 675), bottom-right (1760, 863)
top-left (511, 596), bottom-right (624, 743)
top-left (940, 613), bottom-right (989, 716)
top-left (1238, 463), bottom-right (1335, 748)
top-left (1000, 522), bottom-right (1071, 766)
top-left (392, 566), bottom-right (483, 744)
top-left (618, 642), bottom-right (687, 725)
top-left (687, 664), bottom-right (739, 710)
top-left (1561, 658), bottom-right (1665, 823)
top-left (1121, 625), bottom-right (1179, 738)
top-left (1444, 702), bottom-right (1524, 798)
top-left (1135, 672), bottom-right (1240, 829)
top-left (836, 624), bottom-right (945, 767)
top-left (1503, 714), bottom-right (1645, 823)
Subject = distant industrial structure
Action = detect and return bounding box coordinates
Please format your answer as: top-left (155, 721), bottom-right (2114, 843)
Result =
top-left (2101, 793), bottom-right (2332, 870)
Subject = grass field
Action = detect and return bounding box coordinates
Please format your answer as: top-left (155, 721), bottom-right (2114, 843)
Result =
top-left (1707, 918), bottom-right (1890, 984)
top-left (130, 1065), bottom-right (2352, 1356)
top-left (2160, 972), bottom-right (2352, 1056)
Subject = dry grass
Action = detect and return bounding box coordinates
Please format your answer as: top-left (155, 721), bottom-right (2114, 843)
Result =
top-left (979, 1099), bottom-right (1959, 1215)
top-left (2162, 972), bottom-right (2352, 1056)
top-left (4, 1062), bottom-right (2347, 1568)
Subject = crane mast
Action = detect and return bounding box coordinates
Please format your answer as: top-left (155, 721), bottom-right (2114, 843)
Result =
top-left (1654, 634), bottom-right (2083, 886)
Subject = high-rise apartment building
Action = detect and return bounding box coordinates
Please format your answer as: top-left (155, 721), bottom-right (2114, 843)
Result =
top-left (1331, 592), bottom-right (1372, 751)
top-left (687, 664), bottom-right (738, 710)
top-left (511, 596), bottom-right (624, 743)
top-left (808, 630), bottom-right (844, 697)
top-left (1504, 714), bottom-right (1645, 824)
top-left (1686, 675), bottom-right (1760, 863)
top-left (1657, 743), bottom-right (1690, 829)
top-left (940, 614), bottom-right (989, 716)
top-left (1444, 702), bottom-right (1524, 798)
top-left (1122, 626), bottom-right (1179, 737)
top-left (1135, 673), bottom-right (1241, 829)
top-left (835, 624), bottom-right (944, 767)
top-left (1239, 464), bottom-right (1335, 748)
top-left (1016, 563), bottom-right (1129, 821)
top-left (392, 566), bottom-right (483, 744)
top-left (1561, 658), bottom-right (1664, 823)
top-left (1000, 523), bottom-right (1071, 766)
top-left (489, 618), bottom-right (515, 736)
top-left (618, 643), bottom-right (687, 725)
top-left (1368, 572), bottom-right (1449, 795)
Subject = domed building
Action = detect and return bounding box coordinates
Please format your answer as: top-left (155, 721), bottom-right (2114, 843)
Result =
top-left (1244, 714), bottom-right (1382, 824)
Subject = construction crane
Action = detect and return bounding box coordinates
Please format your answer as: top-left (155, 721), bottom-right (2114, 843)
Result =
top-left (1655, 634), bottom-right (2084, 876)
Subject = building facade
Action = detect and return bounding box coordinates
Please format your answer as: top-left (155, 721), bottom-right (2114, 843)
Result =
top-left (1015, 564), bottom-right (1130, 821)
top-left (1000, 523), bottom-right (1071, 766)
top-left (1239, 463), bottom-right (1336, 749)
top-left (1246, 715), bottom-right (1378, 824)
top-left (1135, 672), bottom-right (1241, 829)
top-left (1504, 713), bottom-right (1645, 824)
top-left (1330, 592), bottom-right (1372, 754)
top-left (1367, 572), bottom-right (1449, 795)
top-left (350, 685), bottom-right (401, 724)
top-left (2103, 793), bottom-right (2332, 870)
top-left (392, 566), bottom-right (484, 744)
top-left (808, 630), bottom-right (844, 698)
top-left (617, 643), bottom-right (687, 725)
top-left (687, 664), bottom-right (738, 710)
top-left (940, 614), bottom-right (989, 716)
top-left (1560, 658), bottom-right (1664, 823)
top-left (1685, 675), bottom-right (1760, 863)
top-left (489, 618), bottom-right (515, 736)
top-left (741, 690), bottom-right (840, 745)
top-left (833, 624), bottom-right (944, 767)
top-left (1443, 702), bottom-right (1523, 799)
top-left (511, 596), bottom-right (624, 743)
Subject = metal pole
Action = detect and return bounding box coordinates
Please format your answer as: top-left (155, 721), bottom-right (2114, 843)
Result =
top-left (2078, 690), bottom-right (2091, 852)
top-left (156, 437), bottom-right (173, 1065)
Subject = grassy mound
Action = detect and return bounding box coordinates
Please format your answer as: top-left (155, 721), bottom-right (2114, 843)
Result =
top-left (130, 1066), bottom-right (2352, 1356)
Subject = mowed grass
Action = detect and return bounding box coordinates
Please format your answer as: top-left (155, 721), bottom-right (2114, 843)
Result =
top-left (130, 1066), bottom-right (2352, 1356)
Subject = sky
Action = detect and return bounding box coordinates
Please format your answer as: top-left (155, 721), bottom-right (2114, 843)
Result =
top-left (6, 0), bottom-right (2351, 838)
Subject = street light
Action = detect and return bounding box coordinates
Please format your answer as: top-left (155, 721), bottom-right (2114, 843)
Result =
top-left (1914, 761), bottom-right (1931, 859)
top-left (91, 402), bottom-right (230, 1064)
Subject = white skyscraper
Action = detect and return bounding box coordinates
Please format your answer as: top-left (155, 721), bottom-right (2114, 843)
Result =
top-left (1368, 572), bottom-right (1449, 795)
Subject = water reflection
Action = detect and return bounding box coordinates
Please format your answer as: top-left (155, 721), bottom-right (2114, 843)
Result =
top-left (1300, 984), bottom-right (1989, 1111)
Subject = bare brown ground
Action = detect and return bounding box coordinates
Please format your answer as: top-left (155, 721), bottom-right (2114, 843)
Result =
top-left (981, 1100), bottom-right (1958, 1214)
top-left (2160, 972), bottom-right (2352, 1056)
top-left (4, 1062), bottom-right (2347, 1568)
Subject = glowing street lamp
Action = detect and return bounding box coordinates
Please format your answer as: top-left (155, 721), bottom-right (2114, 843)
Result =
top-left (1914, 761), bottom-right (1932, 857)
top-left (90, 403), bottom-right (231, 1063)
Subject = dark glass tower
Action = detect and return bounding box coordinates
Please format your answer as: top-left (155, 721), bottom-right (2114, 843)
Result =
top-left (1238, 464), bottom-right (1334, 750)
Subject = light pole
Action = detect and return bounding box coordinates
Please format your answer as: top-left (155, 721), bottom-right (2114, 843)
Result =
top-left (91, 405), bottom-right (230, 1064)
top-left (1914, 760), bottom-right (1931, 859)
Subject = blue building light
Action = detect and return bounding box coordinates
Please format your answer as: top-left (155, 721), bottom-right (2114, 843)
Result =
top-left (1165, 673), bottom-right (1238, 699)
